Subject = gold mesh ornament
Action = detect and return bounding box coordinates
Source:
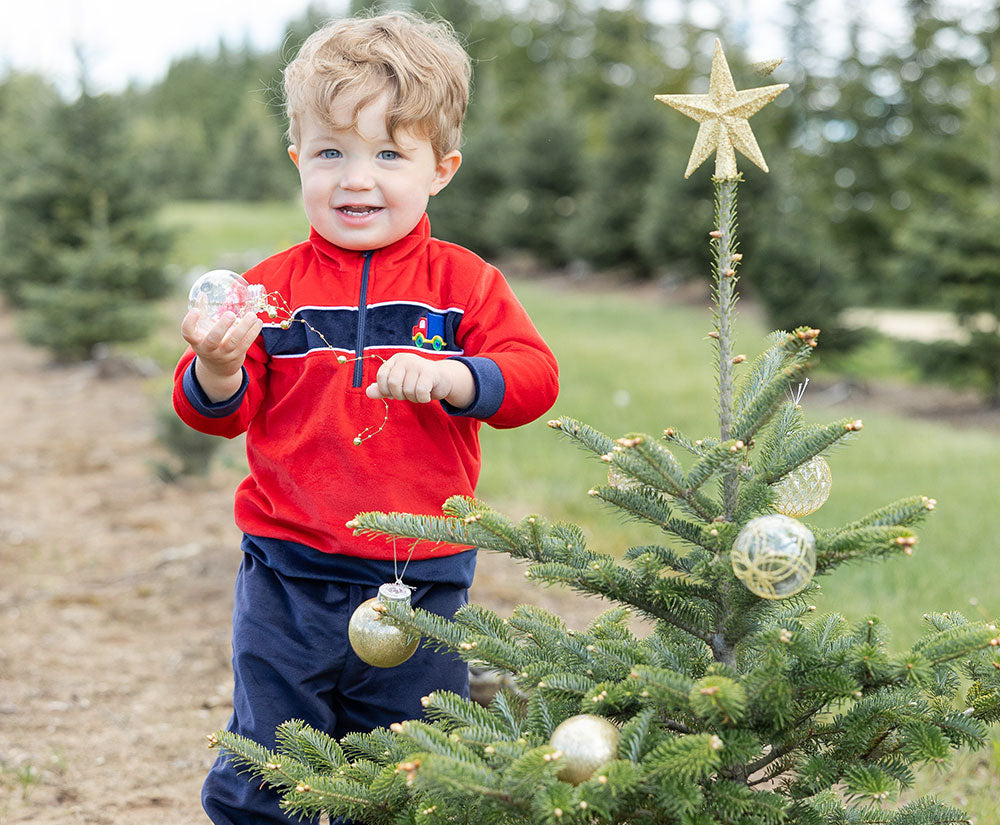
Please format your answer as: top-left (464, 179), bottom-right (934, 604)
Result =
top-left (772, 456), bottom-right (832, 517)
top-left (731, 514), bottom-right (816, 599)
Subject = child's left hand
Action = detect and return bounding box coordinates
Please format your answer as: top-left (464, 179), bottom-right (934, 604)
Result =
top-left (366, 353), bottom-right (474, 408)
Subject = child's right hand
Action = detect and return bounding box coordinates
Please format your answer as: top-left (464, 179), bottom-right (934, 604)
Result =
top-left (181, 308), bottom-right (263, 403)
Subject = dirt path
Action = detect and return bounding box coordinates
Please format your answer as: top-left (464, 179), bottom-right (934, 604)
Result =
top-left (0, 307), bottom-right (613, 824)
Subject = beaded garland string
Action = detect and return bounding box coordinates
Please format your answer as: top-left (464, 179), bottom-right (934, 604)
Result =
top-left (263, 289), bottom-right (391, 446)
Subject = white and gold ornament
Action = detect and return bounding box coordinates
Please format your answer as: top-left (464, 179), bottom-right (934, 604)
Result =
top-left (772, 456), bottom-right (832, 517)
top-left (731, 514), bottom-right (816, 599)
top-left (348, 582), bottom-right (420, 668)
top-left (548, 714), bottom-right (620, 785)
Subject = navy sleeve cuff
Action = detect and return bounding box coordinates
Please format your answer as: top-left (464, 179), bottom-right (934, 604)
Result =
top-left (182, 360), bottom-right (249, 418)
top-left (441, 356), bottom-right (504, 419)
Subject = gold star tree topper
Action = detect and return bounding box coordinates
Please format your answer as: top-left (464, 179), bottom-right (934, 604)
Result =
top-left (656, 39), bottom-right (788, 179)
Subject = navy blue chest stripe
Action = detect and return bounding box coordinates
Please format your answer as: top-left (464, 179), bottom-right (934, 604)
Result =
top-left (261, 303), bottom-right (464, 359)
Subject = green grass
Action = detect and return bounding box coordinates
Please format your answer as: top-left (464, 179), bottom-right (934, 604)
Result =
top-left (160, 199), bottom-right (308, 274)
top-left (157, 201), bottom-right (999, 820)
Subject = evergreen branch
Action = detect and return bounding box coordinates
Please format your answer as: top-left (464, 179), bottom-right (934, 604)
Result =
top-left (524, 689), bottom-right (558, 739)
top-left (753, 400), bottom-right (803, 473)
top-left (210, 730), bottom-right (299, 788)
top-left (588, 483), bottom-right (675, 532)
top-left (378, 600), bottom-right (527, 674)
top-left (842, 496), bottom-right (938, 530)
top-left (684, 439), bottom-right (748, 493)
top-left (490, 690), bottom-right (525, 739)
top-left (643, 732), bottom-right (726, 782)
top-left (500, 745), bottom-right (563, 800)
top-left (713, 177), bottom-right (740, 443)
top-left (733, 330), bottom-right (794, 421)
top-left (762, 417), bottom-right (860, 482)
top-left (619, 707), bottom-right (659, 762)
top-left (275, 772), bottom-right (398, 823)
top-left (394, 720), bottom-right (490, 769)
top-left (546, 415), bottom-right (618, 459)
top-left (454, 602), bottom-right (510, 639)
top-left (662, 426), bottom-right (714, 458)
top-left (730, 332), bottom-right (816, 445)
top-left (608, 434), bottom-right (723, 522)
top-left (349, 509), bottom-right (475, 549)
top-left (910, 623), bottom-right (1000, 668)
top-left (275, 719), bottom-right (349, 773)
top-left (628, 664), bottom-right (696, 711)
top-left (339, 728), bottom-right (414, 765)
top-left (406, 751), bottom-right (518, 807)
top-left (813, 525), bottom-right (919, 573)
top-left (887, 797), bottom-right (975, 825)
top-left (536, 671), bottom-right (598, 696)
top-left (211, 731), bottom-right (397, 823)
top-left (525, 559), bottom-right (716, 645)
top-left (421, 690), bottom-right (512, 739)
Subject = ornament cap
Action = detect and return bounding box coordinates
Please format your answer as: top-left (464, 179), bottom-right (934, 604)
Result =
top-left (378, 582), bottom-right (412, 604)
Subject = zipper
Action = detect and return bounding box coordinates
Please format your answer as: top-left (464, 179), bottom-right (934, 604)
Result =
top-left (353, 250), bottom-right (374, 387)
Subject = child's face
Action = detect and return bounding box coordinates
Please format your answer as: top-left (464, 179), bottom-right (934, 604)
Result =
top-left (289, 95), bottom-right (461, 251)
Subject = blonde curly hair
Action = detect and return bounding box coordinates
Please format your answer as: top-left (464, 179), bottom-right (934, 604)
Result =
top-left (283, 11), bottom-right (471, 161)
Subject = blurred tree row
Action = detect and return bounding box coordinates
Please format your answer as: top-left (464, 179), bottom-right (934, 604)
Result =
top-left (0, 0), bottom-right (997, 392)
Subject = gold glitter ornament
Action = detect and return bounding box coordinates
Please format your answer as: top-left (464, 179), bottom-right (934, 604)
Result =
top-left (549, 714), bottom-right (620, 785)
top-left (772, 456), bottom-right (832, 517)
top-left (348, 582), bottom-right (420, 668)
top-left (655, 39), bottom-right (788, 179)
top-left (731, 514), bottom-right (816, 599)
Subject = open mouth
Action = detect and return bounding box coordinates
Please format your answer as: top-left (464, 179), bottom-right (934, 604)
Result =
top-left (338, 205), bottom-right (383, 217)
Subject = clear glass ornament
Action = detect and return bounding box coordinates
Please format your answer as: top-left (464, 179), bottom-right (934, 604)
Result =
top-left (347, 582), bottom-right (420, 668)
top-left (772, 456), bottom-right (832, 517)
top-left (549, 714), bottom-right (620, 785)
top-left (731, 514), bottom-right (816, 599)
top-left (188, 269), bottom-right (269, 334)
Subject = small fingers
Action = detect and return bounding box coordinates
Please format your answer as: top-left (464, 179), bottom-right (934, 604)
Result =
top-left (226, 312), bottom-right (263, 350)
top-left (370, 355), bottom-right (438, 403)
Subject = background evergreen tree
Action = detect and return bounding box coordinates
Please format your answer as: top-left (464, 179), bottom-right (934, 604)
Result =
top-left (210, 43), bottom-right (1000, 825)
top-left (213, 97), bottom-right (299, 201)
top-left (883, 8), bottom-right (1000, 404)
top-left (0, 75), bottom-right (173, 360)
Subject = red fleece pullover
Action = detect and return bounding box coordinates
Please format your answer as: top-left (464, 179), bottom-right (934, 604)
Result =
top-left (173, 215), bottom-right (559, 561)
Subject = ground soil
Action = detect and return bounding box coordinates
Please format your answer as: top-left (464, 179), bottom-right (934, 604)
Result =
top-left (0, 301), bottom-right (996, 824)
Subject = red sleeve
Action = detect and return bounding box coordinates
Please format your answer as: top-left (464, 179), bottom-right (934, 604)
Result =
top-left (171, 335), bottom-right (271, 438)
top-left (455, 263), bottom-right (559, 430)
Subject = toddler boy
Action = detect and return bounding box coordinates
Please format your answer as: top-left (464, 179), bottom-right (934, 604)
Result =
top-left (173, 11), bottom-right (559, 824)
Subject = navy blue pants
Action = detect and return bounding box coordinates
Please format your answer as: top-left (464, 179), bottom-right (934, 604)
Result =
top-left (202, 553), bottom-right (470, 824)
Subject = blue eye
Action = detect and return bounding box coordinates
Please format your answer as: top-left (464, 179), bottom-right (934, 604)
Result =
top-left (320, 149), bottom-right (341, 159)
top-left (377, 150), bottom-right (400, 161)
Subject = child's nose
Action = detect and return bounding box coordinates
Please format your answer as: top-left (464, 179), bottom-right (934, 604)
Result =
top-left (340, 159), bottom-right (375, 190)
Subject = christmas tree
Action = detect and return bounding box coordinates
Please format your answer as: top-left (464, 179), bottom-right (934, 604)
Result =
top-left (211, 40), bottom-right (1000, 824)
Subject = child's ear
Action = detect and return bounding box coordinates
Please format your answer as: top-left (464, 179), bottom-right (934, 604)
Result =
top-left (429, 151), bottom-right (462, 196)
top-left (288, 146), bottom-right (300, 167)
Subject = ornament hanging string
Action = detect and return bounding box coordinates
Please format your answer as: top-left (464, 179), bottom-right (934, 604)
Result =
top-left (390, 537), bottom-right (418, 591)
top-left (788, 378), bottom-right (809, 406)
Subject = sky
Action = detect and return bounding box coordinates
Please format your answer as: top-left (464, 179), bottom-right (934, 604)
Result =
top-left (0, 0), bottom-right (985, 97)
